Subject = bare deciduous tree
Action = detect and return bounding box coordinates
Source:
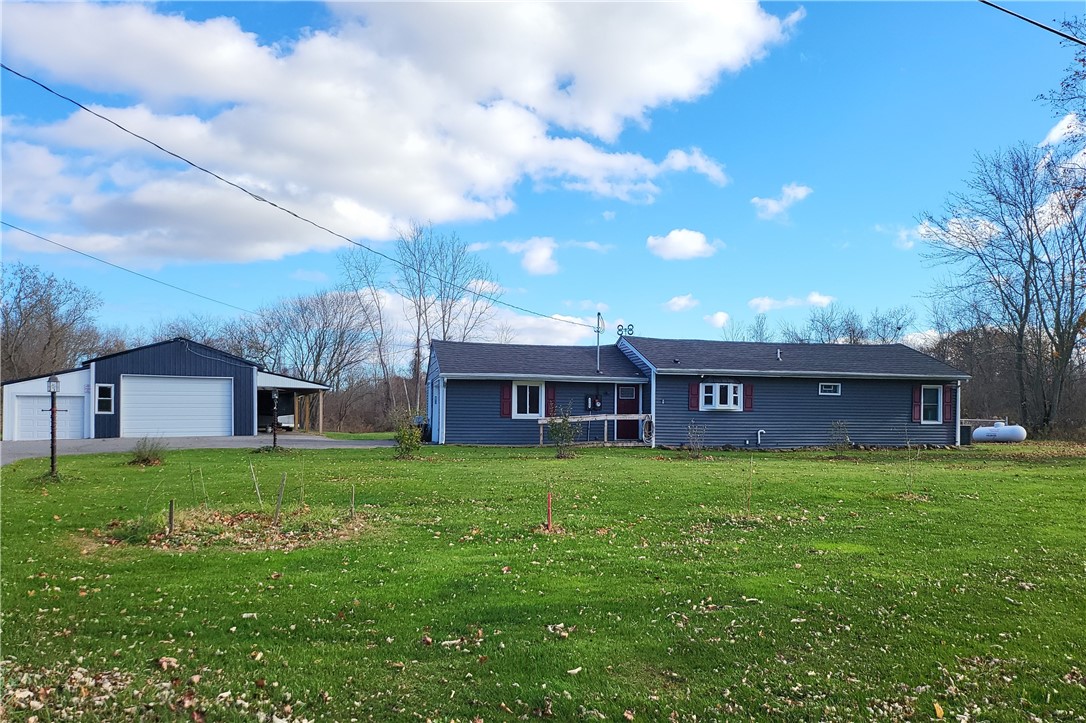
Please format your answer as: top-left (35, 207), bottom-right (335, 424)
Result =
top-left (339, 246), bottom-right (399, 415)
top-left (777, 304), bottom-right (915, 345)
top-left (1, 263), bottom-right (115, 380)
top-left (342, 221), bottom-right (502, 413)
top-left (921, 143), bottom-right (1086, 434)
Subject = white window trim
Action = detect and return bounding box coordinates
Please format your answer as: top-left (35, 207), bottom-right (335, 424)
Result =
top-left (818, 382), bottom-right (841, 396)
top-left (699, 382), bottom-right (742, 412)
top-left (920, 384), bottom-right (942, 424)
top-left (512, 381), bottom-right (544, 419)
top-left (95, 383), bottom-right (115, 414)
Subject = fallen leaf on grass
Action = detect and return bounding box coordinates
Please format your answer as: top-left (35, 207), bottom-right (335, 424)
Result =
top-left (935, 701), bottom-right (944, 718)
top-left (624, 710), bottom-right (635, 720)
top-left (567, 666), bottom-right (582, 675)
top-left (158, 657), bottom-right (179, 670)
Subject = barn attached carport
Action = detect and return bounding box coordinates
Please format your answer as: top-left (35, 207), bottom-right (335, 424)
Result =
top-left (256, 371), bottom-right (330, 433)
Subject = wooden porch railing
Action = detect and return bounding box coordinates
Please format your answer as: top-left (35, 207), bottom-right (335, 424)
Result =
top-left (537, 413), bottom-right (652, 446)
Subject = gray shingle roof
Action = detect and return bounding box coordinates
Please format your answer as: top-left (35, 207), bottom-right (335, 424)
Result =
top-left (430, 340), bottom-right (645, 380)
top-left (622, 337), bottom-right (969, 380)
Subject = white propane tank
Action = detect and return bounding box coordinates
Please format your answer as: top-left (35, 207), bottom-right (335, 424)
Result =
top-left (971, 421), bottom-right (1027, 443)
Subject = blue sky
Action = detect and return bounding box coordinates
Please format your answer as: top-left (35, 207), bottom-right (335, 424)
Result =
top-left (1, 1), bottom-right (1076, 347)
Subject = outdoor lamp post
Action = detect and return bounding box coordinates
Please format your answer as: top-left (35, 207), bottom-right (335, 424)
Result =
top-left (271, 389), bottom-right (279, 449)
top-left (47, 374), bottom-right (60, 476)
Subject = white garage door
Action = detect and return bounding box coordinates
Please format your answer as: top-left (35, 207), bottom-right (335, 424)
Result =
top-left (17, 395), bottom-right (86, 440)
top-left (120, 375), bottom-right (233, 438)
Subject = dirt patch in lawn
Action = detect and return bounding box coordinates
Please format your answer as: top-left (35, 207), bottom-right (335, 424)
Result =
top-left (79, 505), bottom-right (370, 553)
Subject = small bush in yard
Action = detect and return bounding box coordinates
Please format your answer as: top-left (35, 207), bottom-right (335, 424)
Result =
top-left (685, 419), bottom-right (706, 459)
top-left (129, 436), bottom-right (168, 466)
top-left (829, 419), bottom-right (851, 454)
top-left (547, 404), bottom-right (580, 459)
top-left (394, 409), bottom-right (423, 459)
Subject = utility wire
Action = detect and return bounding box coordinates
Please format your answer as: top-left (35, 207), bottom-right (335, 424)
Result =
top-left (978, 0), bottom-right (1086, 47)
top-left (2, 221), bottom-right (259, 315)
top-left (0, 62), bottom-right (598, 331)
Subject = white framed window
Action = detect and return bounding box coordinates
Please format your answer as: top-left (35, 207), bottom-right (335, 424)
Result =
top-left (700, 382), bottom-right (742, 411)
top-left (618, 386), bottom-right (636, 400)
top-left (513, 382), bottom-right (543, 418)
top-left (921, 385), bottom-right (942, 424)
top-left (819, 382), bottom-right (841, 396)
top-left (95, 384), bottom-right (115, 414)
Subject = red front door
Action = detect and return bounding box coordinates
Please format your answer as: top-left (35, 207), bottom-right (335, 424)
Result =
top-left (616, 385), bottom-right (640, 440)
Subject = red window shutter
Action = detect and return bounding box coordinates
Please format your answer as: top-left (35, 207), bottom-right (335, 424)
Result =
top-left (688, 382), bottom-right (699, 411)
top-left (743, 383), bottom-right (754, 412)
top-left (546, 385), bottom-right (557, 415)
top-left (911, 385), bottom-right (921, 422)
top-left (500, 382), bottom-right (512, 418)
top-left (943, 384), bottom-right (954, 424)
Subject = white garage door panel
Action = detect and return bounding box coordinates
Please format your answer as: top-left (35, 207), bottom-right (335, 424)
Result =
top-left (120, 376), bottom-right (233, 438)
top-left (17, 396), bottom-right (86, 440)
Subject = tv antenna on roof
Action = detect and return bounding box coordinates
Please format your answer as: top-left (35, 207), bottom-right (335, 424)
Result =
top-left (595, 312), bottom-right (606, 373)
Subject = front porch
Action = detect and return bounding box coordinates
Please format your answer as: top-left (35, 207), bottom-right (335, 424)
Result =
top-left (537, 413), bottom-right (653, 447)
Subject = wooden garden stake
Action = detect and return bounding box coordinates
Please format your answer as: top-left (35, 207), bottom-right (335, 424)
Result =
top-left (168, 499), bottom-right (175, 536)
top-left (350, 484), bottom-right (356, 519)
top-left (189, 464), bottom-right (197, 504)
top-left (274, 472), bottom-right (287, 525)
top-left (250, 460), bottom-right (264, 510)
top-left (547, 491), bottom-right (553, 531)
top-left (200, 468), bottom-right (209, 508)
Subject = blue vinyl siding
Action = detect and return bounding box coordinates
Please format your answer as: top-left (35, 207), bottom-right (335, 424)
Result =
top-left (652, 375), bottom-right (957, 448)
top-left (442, 380), bottom-right (645, 445)
top-left (93, 340), bottom-right (256, 438)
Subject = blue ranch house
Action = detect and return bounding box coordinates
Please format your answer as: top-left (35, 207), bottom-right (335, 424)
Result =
top-left (426, 336), bottom-right (970, 449)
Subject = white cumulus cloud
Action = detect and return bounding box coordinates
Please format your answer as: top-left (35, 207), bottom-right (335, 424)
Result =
top-left (1041, 113), bottom-right (1082, 146)
top-left (646, 229), bottom-right (721, 260)
top-left (664, 294), bottom-right (699, 312)
top-left (1, 2), bottom-right (801, 266)
top-left (704, 311), bottom-right (730, 328)
top-left (748, 290), bottom-right (835, 313)
top-left (502, 237), bottom-right (559, 275)
top-left (751, 182), bottom-right (813, 220)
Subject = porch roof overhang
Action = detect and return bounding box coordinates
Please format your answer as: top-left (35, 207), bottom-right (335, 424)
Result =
top-left (439, 373), bottom-right (645, 385)
top-left (257, 371), bottom-right (330, 391)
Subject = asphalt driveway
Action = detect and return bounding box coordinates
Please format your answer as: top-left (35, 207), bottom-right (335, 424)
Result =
top-left (1, 433), bottom-right (394, 465)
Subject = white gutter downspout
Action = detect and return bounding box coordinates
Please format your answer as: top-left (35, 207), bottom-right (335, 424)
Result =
top-left (650, 370), bottom-right (657, 449)
top-left (955, 380), bottom-right (962, 447)
top-left (252, 369), bottom-right (259, 436)
top-left (89, 361), bottom-right (96, 439)
top-left (439, 378), bottom-right (448, 445)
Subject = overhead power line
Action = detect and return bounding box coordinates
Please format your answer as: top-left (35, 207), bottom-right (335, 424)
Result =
top-left (2, 221), bottom-right (259, 316)
top-left (978, 0), bottom-right (1086, 47)
top-left (0, 62), bottom-right (598, 332)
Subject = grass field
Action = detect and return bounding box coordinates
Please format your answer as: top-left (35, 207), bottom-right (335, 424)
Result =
top-left (324, 431), bottom-right (396, 441)
top-left (2, 443), bottom-right (1084, 721)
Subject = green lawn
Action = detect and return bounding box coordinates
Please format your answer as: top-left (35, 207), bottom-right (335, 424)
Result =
top-left (324, 431), bottom-right (395, 441)
top-left (2, 443), bottom-right (1084, 721)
